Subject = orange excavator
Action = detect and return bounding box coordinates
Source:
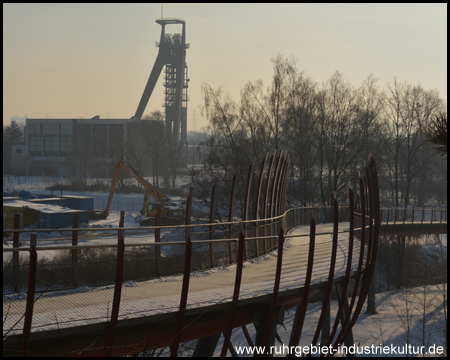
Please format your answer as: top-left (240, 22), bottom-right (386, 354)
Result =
top-left (101, 156), bottom-right (185, 225)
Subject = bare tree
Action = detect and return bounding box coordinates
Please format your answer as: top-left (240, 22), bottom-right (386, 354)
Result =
top-left (379, 79), bottom-right (444, 207)
top-left (424, 111), bottom-right (447, 157)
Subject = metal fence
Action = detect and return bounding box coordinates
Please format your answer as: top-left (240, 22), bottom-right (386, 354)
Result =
top-left (3, 154), bottom-right (383, 357)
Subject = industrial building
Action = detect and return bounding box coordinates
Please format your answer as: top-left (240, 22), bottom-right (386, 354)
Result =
top-left (11, 18), bottom-right (189, 179)
top-left (19, 117), bottom-right (164, 178)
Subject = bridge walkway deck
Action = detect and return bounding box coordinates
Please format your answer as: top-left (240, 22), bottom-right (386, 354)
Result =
top-left (3, 223), bottom-right (360, 339)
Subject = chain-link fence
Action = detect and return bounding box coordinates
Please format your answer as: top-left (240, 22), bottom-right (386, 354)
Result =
top-left (2, 205), bottom-right (366, 339)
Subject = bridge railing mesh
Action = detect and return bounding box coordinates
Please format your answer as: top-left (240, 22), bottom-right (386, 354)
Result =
top-left (4, 203), bottom-right (426, 339)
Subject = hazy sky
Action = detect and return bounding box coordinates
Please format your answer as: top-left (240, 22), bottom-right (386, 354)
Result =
top-left (3, 3), bottom-right (447, 130)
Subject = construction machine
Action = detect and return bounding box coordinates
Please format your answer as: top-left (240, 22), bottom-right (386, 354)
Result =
top-left (101, 156), bottom-right (185, 225)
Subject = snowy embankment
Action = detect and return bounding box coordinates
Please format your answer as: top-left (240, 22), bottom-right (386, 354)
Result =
top-left (213, 284), bottom-right (447, 357)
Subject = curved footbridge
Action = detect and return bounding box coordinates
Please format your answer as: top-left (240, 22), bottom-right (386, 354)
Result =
top-left (3, 155), bottom-right (381, 357)
top-left (3, 222), bottom-right (368, 357)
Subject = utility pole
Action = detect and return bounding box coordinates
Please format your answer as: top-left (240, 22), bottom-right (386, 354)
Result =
top-left (193, 109), bottom-right (196, 132)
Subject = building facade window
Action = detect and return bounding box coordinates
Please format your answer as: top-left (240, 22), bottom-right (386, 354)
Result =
top-left (60, 137), bottom-right (72, 153)
top-left (43, 124), bottom-right (58, 135)
top-left (28, 124), bottom-right (41, 135)
top-left (60, 123), bottom-right (72, 134)
top-left (29, 137), bottom-right (43, 152)
top-left (44, 136), bottom-right (58, 153)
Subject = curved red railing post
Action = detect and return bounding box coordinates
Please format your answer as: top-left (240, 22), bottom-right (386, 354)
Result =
top-left (277, 155), bottom-right (289, 218)
top-left (336, 175), bottom-right (366, 346)
top-left (209, 177), bottom-right (219, 268)
top-left (288, 218), bottom-right (316, 353)
top-left (273, 155), bottom-right (287, 219)
top-left (105, 211), bottom-right (125, 357)
top-left (71, 213), bottom-right (79, 288)
top-left (309, 195), bottom-right (339, 349)
top-left (170, 237), bottom-right (192, 357)
top-left (254, 154), bottom-right (268, 256)
top-left (170, 187), bottom-right (193, 356)
top-left (243, 159), bottom-right (255, 259)
top-left (325, 184), bottom-right (355, 350)
top-left (20, 233), bottom-right (37, 357)
top-left (275, 155), bottom-right (288, 220)
top-left (261, 227), bottom-right (285, 350)
top-left (334, 157), bottom-right (380, 347)
top-left (263, 153), bottom-right (276, 253)
top-left (220, 231), bottom-right (245, 357)
top-left (13, 213), bottom-right (21, 293)
top-left (228, 171), bottom-right (239, 263)
top-left (269, 152), bottom-right (283, 248)
top-left (282, 156), bottom-right (290, 216)
top-left (185, 187), bottom-right (194, 242)
top-left (155, 204), bottom-right (161, 277)
top-left (241, 324), bottom-right (255, 347)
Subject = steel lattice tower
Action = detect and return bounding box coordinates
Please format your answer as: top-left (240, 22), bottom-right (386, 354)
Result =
top-left (133, 19), bottom-right (189, 146)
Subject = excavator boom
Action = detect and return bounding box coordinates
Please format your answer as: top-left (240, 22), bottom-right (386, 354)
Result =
top-left (103, 156), bottom-right (170, 217)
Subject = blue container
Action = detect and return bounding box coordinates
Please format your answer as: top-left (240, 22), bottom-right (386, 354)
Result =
top-left (63, 196), bottom-right (94, 211)
top-left (38, 210), bottom-right (88, 229)
top-left (20, 190), bottom-right (37, 200)
top-left (28, 198), bottom-right (68, 207)
top-left (35, 194), bottom-right (54, 199)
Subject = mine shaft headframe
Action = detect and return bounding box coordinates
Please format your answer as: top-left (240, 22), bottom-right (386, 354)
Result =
top-left (132, 18), bottom-right (189, 121)
top-left (156, 18), bottom-right (188, 47)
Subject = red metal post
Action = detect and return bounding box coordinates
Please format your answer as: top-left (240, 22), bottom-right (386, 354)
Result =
top-left (281, 156), bottom-right (290, 216)
top-left (170, 187), bottom-right (194, 355)
top-left (338, 175), bottom-right (366, 344)
top-left (269, 152), bottom-right (283, 248)
top-left (288, 218), bottom-right (316, 351)
top-left (272, 153), bottom-right (285, 219)
top-left (263, 153), bottom-right (276, 253)
top-left (228, 171), bottom-right (239, 263)
top-left (20, 233), bottom-right (37, 357)
top-left (273, 154), bottom-right (285, 219)
top-left (209, 177), bottom-right (219, 268)
top-left (261, 227), bottom-right (285, 349)
top-left (254, 154), bottom-right (268, 256)
top-left (71, 213), bottom-right (79, 288)
top-left (171, 237), bottom-right (192, 357)
top-left (326, 184), bottom-right (355, 348)
top-left (335, 157), bottom-right (380, 347)
top-left (310, 195), bottom-right (339, 347)
top-left (185, 187), bottom-right (194, 241)
top-left (220, 231), bottom-right (246, 356)
top-left (155, 204), bottom-right (161, 277)
top-left (105, 211), bottom-right (125, 357)
top-left (243, 159), bottom-right (255, 259)
top-left (13, 214), bottom-right (21, 293)
top-left (241, 324), bottom-right (255, 347)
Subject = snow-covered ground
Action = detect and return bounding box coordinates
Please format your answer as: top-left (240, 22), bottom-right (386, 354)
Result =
top-left (212, 284), bottom-right (447, 357)
top-left (3, 177), bottom-right (447, 357)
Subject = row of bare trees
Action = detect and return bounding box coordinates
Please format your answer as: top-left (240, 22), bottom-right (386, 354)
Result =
top-left (200, 54), bottom-right (447, 210)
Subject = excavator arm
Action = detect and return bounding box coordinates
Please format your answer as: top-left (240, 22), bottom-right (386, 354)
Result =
top-left (103, 156), bottom-right (169, 217)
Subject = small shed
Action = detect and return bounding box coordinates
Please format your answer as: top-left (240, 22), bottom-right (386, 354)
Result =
top-left (62, 195), bottom-right (94, 211)
top-left (28, 197), bottom-right (68, 207)
top-left (3, 199), bottom-right (88, 230)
